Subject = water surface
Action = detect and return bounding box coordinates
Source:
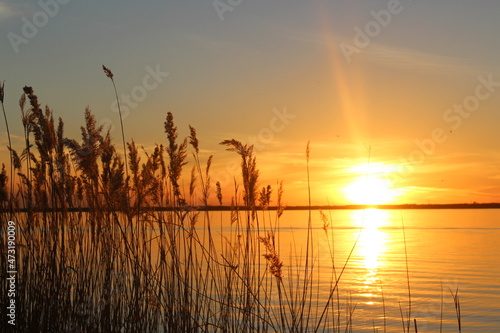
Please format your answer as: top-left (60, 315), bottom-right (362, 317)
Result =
top-left (212, 208), bottom-right (500, 332)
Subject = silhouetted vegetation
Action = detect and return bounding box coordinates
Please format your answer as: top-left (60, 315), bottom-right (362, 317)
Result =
top-left (0, 80), bottom-right (463, 332)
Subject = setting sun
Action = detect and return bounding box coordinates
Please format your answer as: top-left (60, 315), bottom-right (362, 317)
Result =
top-left (343, 164), bottom-right (400, 205)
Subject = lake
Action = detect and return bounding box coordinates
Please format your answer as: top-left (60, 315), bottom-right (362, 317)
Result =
top-left (6, 207), bottom-right (499, 332)
top-left (208, 208), bottom-right (500, 332)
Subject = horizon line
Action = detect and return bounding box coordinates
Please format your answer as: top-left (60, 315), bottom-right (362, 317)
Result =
top-left (8, 202), bottom-right (500, 213)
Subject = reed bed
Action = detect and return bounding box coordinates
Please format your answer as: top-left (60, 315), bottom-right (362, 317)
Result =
top-left (0, 82), bottom-right (462, 332)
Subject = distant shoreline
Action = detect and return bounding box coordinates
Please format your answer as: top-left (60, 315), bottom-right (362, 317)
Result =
top-left (201, 202), bottom-right (500, 211)
top-left (280, 202), bottom-right (500, 210)
top-left (12, 202), bottom-right (500, 213)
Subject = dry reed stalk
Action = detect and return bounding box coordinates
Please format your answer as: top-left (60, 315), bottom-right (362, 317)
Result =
top-left (449, 286), bottom-right (462, 333)
top-left (102, 65), bottom-right (129, 186)
top-left (0, 81), bottom-right (14, 214)
top-left (401, 213), bottom-right (412, 333)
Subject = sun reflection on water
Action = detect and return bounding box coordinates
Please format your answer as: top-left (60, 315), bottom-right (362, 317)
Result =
top-left (351, 209), bottom-right (390, 304)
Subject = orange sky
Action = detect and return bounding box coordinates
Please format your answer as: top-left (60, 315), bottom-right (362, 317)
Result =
top-left (1, 1), bottom-right (500, 205)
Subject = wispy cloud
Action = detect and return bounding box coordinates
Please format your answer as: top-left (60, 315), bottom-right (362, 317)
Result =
top-left (0, 1), bottom-right (16, 21)
top-left (405, 186), bottom-right (451, 193)
top-left (283, 28), bottom-right (484, 74)
top-left (363, 43), bottom-right (477, 74)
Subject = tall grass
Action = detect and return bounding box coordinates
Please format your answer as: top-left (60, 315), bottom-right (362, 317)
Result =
top-left (0, 82), bottom-right (465, 332)
top-left (0, 81), bottom-right (14, 216)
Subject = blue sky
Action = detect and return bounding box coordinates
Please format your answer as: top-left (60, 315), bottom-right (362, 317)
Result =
top-left (1, 0), bottom-right (500, 204)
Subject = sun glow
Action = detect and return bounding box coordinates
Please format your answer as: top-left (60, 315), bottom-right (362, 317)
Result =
top-left (343, 163), bottom-right (400, 205)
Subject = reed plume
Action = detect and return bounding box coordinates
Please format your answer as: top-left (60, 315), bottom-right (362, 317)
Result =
top-left (164, 111), bottom-right (188, 206)
top-left (0, 164), bottom-right (7, 204)
top-left (102, 65), bottom-right (129, 186)
top-left (216, 181), bottom-right (223, 206)
top-left (0, 81), bottom-right (4, 103)
top-left (219, 139), bottom-right (259, 213)
top-left (258, 232), bottom-right (283, 281)
top-left (259, 185), bottom-right (272, 210)
top-left (64, 107), bottom-right (104, 213)
top-left (189, 124), bottom-right (213, 206)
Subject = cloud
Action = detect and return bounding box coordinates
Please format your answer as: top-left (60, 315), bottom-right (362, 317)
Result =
top-left (362, 43), bottom-right (477, 74)
top-left (0, 1), bottom-right (15, 21)
top-left (282, 27), bottom-right (484, 74)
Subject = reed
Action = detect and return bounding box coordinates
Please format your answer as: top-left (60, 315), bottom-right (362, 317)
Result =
top-left (102, 65), bottom-right (129, 191)
top-left (401, 214), bottom-right (412, 333)
top-left (0, 83), bottom-right (467, 333)
top-left (0, 81), bottom-right (14, 216)
top-left (449, 286), bottom-right (462, 333)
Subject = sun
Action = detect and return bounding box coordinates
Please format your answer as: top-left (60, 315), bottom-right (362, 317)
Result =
top-left (342, 164), bottom-right (400, 205)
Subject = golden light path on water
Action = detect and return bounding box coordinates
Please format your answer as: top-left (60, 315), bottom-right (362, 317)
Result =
top-left (298, 208), bottom-right (499, 331)
top-left (351, 209), bottom-right (389, 305)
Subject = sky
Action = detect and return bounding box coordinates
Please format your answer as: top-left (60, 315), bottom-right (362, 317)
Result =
top-left (1, 0), bottom-right (500, 206)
